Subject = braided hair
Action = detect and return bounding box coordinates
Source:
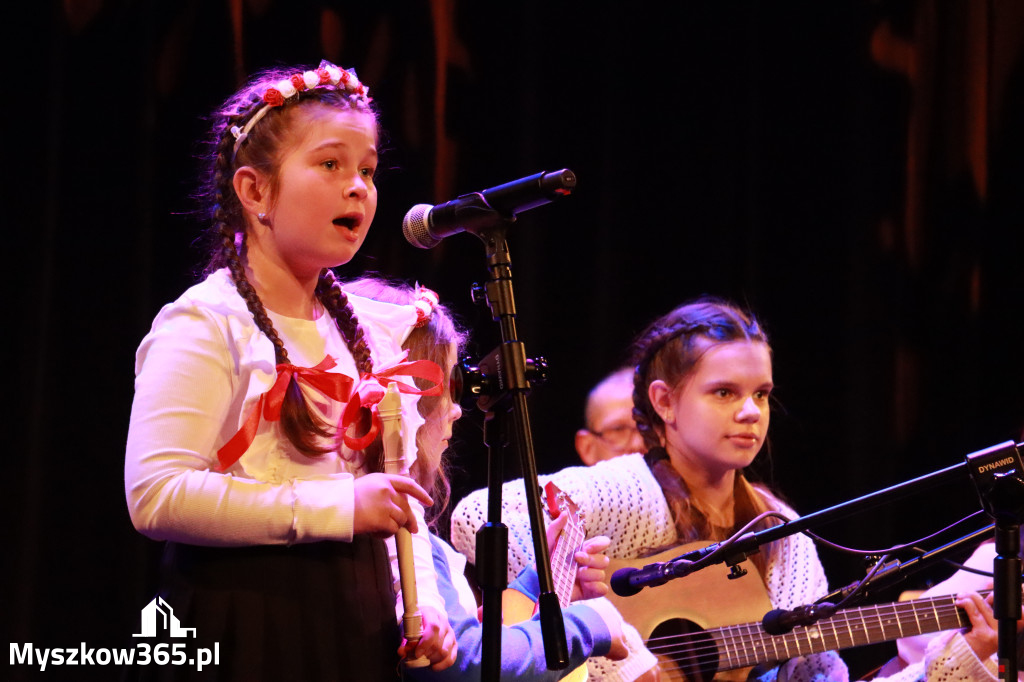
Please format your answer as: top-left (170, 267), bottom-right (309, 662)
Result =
top-left (629, 297), bottom-right (781, 573)
top-left (197, 64), bottom-right (379, 461)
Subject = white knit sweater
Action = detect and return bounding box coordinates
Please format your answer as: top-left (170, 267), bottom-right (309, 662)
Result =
top-left (451, 453), bottom-right (844, 681)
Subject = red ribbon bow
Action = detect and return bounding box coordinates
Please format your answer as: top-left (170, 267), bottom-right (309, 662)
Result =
top-left (216, 356), bottom-right (355, 471)
top-left (339, 358), bottom-right (445, 451)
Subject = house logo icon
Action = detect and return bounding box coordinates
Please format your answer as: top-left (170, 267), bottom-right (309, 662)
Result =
top-left (133, 597), bottom-right (196, 638)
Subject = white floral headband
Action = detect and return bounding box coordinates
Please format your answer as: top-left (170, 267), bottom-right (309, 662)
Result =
top-left (413, 285), bottom-right (439, 328)
top-left (230, 60), bottom-right (371, 159)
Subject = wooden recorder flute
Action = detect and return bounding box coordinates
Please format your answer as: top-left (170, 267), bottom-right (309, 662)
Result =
top-left (379, 383), bottom-right (430, 669)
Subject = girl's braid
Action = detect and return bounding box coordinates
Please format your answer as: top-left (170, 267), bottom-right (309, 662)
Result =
top-left (631, 319), bottom-right (707, 451)
top-left (316, 269), bottom-right (384, 471)
top-left (631, 369), bottom-right (658, 452)
top-left (204, 109), bottom-right (251, 275)
top-left (211, 112), bottom-right (335, 455)
top-left (316, 269), bottom-right (374, 376)
top-left (209, 112), bottom-right (291, 367)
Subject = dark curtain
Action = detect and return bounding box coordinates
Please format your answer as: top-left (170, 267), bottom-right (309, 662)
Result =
top-left (11, 1), bottom-right (1024, 679)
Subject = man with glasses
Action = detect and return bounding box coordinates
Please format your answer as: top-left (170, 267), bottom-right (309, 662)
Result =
top-left (574, 367), bottom-right (645, 466)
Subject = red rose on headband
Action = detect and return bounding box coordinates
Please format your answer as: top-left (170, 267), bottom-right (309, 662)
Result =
top-left (290, 74), bottom-right (306, 91)
top-left (263, 88), bottom-right (285, 107)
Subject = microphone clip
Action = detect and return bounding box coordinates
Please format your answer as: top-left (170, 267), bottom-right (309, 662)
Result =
top-left (726, 562), bottom-right (749, 580)
top-left (452, 349), bottom-right (548, 413)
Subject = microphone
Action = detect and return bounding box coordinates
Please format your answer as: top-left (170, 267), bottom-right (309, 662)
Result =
top-left (761, 602), bottom-right (836, 635)
top-left (402, 169), bottom-right (577, 249)
top-left (610, 563), bottom-right (673, 598)
top-left (611, 542), bottom-right (726, 597)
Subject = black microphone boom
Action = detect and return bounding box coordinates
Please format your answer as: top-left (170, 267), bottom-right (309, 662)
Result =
top-left (402, 169), bottom-right (576, 249)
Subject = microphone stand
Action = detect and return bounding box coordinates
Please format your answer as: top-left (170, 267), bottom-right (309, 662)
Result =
top-left (476, 406), bottom-right (507, 682)
top-left (618, 440), bottom-right (1024, 679)
top-left (468, 215), bottom-right (569, 681)
top-left (968, 444), bottom-right (1024, 681)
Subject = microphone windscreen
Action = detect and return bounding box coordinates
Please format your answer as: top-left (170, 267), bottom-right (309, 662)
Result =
top-left (760, 609), bottom-right (791, 635)
top-left (609, 568), bottom-right (642, 598)
top-left (402, 204), bottom-right (437, 249)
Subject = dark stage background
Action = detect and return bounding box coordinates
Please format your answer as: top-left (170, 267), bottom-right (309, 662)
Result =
top-left (10, 1), bottom-right (1024, 679)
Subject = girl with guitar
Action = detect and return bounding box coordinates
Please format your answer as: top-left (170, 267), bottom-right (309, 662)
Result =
top-left (346, 277), bottom-right (631, 680)
top-left (452, 297), bottom-right (1016, 681)
top-left (451, 298), bottom-right (840, 681)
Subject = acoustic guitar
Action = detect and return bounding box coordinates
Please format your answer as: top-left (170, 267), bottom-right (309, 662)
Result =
top-left (607, 544), bottom-right (976, 681)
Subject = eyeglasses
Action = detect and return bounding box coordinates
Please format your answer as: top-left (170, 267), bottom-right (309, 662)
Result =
top-left (586, 423), bottom-right (640, 450)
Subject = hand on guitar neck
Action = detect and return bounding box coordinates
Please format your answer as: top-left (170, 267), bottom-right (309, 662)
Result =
top-left (545, 512), bottom-right (614, 603)
top-left (500, 483), bottom-right (630, 664)
top-left (543, 482), bottom-right (629, 662)
top-left (956, 590), bottom-right (1022, 664)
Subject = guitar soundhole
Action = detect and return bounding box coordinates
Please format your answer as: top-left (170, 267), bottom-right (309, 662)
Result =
top-left (650, 618), bottom-right (719, 682)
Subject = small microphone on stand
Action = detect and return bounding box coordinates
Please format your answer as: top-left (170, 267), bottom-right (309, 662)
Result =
top-left (610, 543), bottom-right (726, 597)
top-left (761, 602), bottom-right (836, 635)
top-left (610, 562), bottom-right (673, 598)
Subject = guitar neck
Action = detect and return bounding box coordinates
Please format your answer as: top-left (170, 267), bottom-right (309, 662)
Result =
top-left (550, 521), bottom-right (585, 607)
top-left (704, 592), bottom-right (971, 671)
top-left (544, 482), bottom-right (587, 609)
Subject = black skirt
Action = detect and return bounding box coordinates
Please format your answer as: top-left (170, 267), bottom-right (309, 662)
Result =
top-left (137, 537), bottom-right (401, 681)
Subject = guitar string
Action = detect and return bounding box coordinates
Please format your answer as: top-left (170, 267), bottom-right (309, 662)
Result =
top-left (647, 612), bottom-right (966, 672)
top-left (560, 524), bottom-right (586, 604)
top-left (645, 601), bottom-right (964, 658)
top-left (643, 599), bottom-right (966, 669)
top-left (645, 604), bottom-right (965, 670)
top-left (643, 593), bottom-right (969, 653)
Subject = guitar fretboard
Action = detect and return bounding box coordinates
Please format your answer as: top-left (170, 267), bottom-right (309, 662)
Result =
top-left (551, 520), bottom-right (586, 608)
top-left (649, 592), bottom-right (973, 672)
